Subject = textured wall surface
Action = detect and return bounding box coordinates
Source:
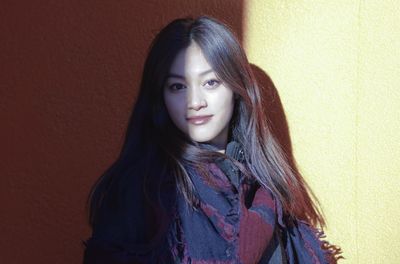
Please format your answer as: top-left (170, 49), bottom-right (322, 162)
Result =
top-left (0, 1), bottom-right (243, 263)
top-left (245, 1), bottom-right (400, 263)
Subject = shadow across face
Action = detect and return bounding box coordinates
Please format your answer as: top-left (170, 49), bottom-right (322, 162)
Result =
top-left (163, 42), bottom-right (235, 151)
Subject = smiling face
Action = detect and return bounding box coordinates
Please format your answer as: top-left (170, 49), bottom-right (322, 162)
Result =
top-left (163, 42), bottom-right (235, 151)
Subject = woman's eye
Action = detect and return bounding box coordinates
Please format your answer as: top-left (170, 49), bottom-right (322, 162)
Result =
top-left (168, 83), bottom-right (186, 91)
top-left (204, 79), bottom-right (220, 88)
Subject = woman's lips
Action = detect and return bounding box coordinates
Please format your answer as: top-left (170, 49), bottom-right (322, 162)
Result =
top-left (186, 115), bottom-right (213, 125)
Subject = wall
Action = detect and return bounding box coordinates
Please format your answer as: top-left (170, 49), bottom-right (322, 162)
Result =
top-left (0, 1), bottom-right (243, 263)
top-left (244, 1), bottom-right (400, 263)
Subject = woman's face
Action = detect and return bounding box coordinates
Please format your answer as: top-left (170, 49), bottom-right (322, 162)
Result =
top-left (163, 42), bottom-right (234, 151)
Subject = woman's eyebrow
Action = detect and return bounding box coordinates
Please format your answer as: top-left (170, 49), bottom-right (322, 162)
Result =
top-left (198, 69), bottom-right (213, 76)
top-left (166, 69), bottom-right (214, 79)
top-left (166, 73), bottom-right (184, 79)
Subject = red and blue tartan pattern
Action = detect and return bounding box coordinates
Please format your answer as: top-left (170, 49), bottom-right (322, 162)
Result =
top-left (83, 141), bottom-right (341, 263)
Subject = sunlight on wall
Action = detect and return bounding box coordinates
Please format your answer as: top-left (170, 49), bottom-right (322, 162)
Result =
top-left (244, 1), bottom-right (400, 263)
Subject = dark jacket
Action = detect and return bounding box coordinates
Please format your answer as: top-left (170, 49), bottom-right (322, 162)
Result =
top-left (83, 141), bottom-right (337, 263)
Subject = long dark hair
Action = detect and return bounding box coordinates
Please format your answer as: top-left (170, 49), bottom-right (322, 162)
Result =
top-left (86, 16), bottom-right (326, 238)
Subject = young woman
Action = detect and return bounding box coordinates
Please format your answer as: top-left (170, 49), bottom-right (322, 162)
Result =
top-left (83, 16), bottom-right (342, 263)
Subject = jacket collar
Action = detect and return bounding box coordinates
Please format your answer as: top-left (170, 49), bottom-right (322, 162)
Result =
top-left (225, 140), bottom-right (245, 163)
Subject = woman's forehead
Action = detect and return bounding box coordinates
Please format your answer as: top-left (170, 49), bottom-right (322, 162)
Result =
top-left (168, 42), bottom-right (215, 79)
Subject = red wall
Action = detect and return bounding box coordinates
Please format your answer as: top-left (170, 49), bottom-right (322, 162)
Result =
top-left (0, 1), bottom-right (243, 263)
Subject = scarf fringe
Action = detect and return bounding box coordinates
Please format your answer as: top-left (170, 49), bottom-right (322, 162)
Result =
top-left (305, 221), bottom-right (344, 263)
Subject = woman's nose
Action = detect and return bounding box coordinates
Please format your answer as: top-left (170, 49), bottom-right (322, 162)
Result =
top-left (187, 86), bottom-right (207, 110)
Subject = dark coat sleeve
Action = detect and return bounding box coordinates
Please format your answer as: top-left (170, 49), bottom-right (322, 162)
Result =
top-left (83, 163), bottom-right (177, 264)
top-left (83, 166), bottom-right (155, 264)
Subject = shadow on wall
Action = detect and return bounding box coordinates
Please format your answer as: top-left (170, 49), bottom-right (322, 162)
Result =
top-left (251, 64), bottom-right (322, 225)
top-left (251, 65), bottom-right (297, 175)
top-left (0, 1), bottom-right (246, 264)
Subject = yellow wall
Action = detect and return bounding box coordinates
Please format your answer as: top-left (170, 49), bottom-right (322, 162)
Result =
top-left (244, 1), bottom-right (400, 263)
